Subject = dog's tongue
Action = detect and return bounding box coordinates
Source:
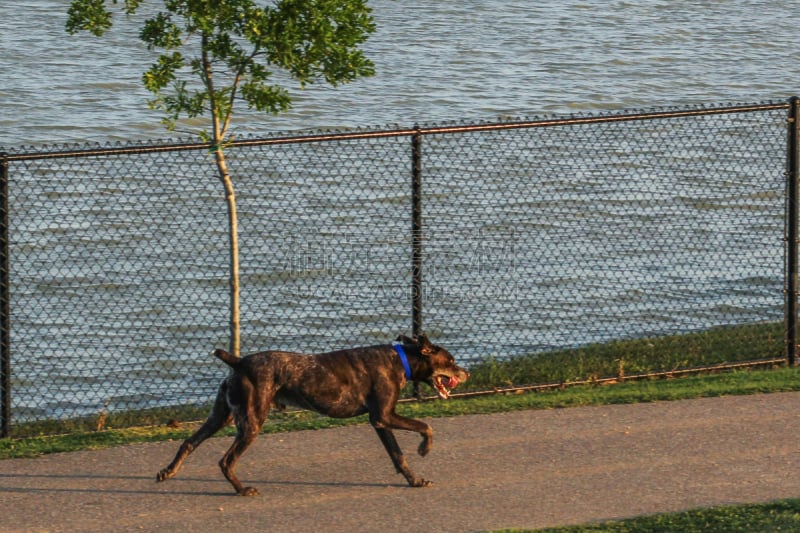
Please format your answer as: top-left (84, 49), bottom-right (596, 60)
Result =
top-left (445, 376), bottom-right (459, 389)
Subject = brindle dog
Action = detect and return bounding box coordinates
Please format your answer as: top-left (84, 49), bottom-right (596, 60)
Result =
top-left (156, 334), bottom-right (469, 495)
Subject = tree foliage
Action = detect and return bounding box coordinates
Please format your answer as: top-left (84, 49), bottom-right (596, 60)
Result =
top-left (67, 0), bottom-right (375, 139)
top-left (66, 0), bottom-right (376, 355)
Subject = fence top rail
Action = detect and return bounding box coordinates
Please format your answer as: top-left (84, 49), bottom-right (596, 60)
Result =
top-left (1, 99), bottom-right (791, 162)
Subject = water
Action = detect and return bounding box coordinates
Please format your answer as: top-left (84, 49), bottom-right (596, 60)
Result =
top-left (1, 0), bottom-right (799, 147)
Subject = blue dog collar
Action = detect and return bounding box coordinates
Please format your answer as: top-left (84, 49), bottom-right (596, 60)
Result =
top-left (392, 342), bottom-right (413, 380)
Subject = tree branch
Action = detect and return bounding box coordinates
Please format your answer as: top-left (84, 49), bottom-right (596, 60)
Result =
top-left (201, 33), bottom-right (222, 145)
top-left (221, 47), bottom-right (260, 138)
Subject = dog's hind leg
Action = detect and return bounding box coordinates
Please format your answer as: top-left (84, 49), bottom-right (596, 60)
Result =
top-left (156, 382), bottom-right (231, 483)
top-left (371, 422), bottom-right (432, 487)
top-left (219, 408), bottom-right (263, 496)
top-left (218, 379), bottom-right (269, 496)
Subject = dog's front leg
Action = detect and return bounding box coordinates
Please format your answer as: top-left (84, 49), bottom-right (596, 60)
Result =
top-left (382, 411), bottom-right (433, 457)
top-left (372, 425), bottom-right (432, 487)
top-left (418, 423), bottom-right (433, 457)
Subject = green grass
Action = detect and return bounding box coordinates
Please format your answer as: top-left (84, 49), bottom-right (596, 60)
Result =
top-left (497, 498), bottom-right (800, 532)
top-left (465, 322), bottom-right (784, 390)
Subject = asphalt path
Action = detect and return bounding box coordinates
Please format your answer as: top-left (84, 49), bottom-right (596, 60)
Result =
top-left (2, 392), bottom-right (799, 532)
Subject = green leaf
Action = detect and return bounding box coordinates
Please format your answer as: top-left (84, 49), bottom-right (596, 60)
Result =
top-left (241, 81), bottom-right (292, 114)
top-left (66, 0), bottom-right (144, 35)
top-left (142, 52), bottom-right (185, 93)
top-left (66, 0), bottom-right (113, 36)
top-left (140, 12), bottom-right (183, 50)
top-left (266, 0), bottom-right (376, 87)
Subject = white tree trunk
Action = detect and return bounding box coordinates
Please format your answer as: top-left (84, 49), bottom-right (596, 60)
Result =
top-left (213, 149), bottom-right (241, 358)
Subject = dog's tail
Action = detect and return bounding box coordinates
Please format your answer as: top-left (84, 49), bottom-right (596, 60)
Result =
top-left (214, 348), bottom-right (241, 368)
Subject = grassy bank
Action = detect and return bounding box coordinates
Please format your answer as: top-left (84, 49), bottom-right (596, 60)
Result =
top-left (506, 498), bottom-right (800, 532)
top-left (464, 321), bottom-right (784, 390)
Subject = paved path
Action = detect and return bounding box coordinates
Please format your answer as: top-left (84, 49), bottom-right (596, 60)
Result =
top-left (2, 392), bottom-right (799, 532)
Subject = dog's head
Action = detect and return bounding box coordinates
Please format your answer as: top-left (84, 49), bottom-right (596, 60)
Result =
top-left (396, 334), bottom-right (469, 399)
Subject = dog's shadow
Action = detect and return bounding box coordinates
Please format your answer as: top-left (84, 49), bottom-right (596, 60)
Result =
top-left (0, 471), bottom-right (401, 497)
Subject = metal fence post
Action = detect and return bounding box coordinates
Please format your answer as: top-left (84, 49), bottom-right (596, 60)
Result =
top-left (786, 97), bottom-right (799, 366)
top-left (411, 128), bottom-right (424, 339)
top-left (0, 153), bottom-right (9, 437)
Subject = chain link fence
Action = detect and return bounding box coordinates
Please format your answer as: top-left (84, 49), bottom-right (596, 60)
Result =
top-left (0, 100), bottom-right (795, 437)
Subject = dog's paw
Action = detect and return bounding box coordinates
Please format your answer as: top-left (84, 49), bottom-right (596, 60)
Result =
top-left (239, 486), bottom-right (260, 496)
top-left (417, 440), bottom-right (432, 457)
top-left (411, 478), bottom-right (433, 488)
top-left (156, 469), bottom-right (173, 482)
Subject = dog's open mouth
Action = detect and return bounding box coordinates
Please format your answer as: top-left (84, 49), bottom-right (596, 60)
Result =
top-left (431, 374), bottom-right (461, 400)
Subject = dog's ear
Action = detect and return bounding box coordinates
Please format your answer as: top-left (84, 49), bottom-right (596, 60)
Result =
top-left (395, 334), bottom-right (415, 345)
top-left (418, 333), bottom-right (436, 356)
